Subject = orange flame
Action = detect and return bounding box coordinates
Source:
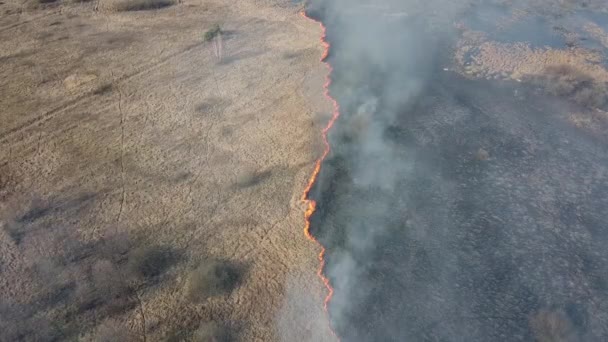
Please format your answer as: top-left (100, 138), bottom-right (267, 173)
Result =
top-left (300, 10), bottom-right (341, 341)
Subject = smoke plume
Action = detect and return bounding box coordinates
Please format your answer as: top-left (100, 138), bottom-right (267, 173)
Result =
top-left (301, 0), bottom-right (608, 341)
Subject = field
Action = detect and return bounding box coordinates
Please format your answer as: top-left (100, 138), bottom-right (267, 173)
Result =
top-left (0, 0), bottom-right (336, 340)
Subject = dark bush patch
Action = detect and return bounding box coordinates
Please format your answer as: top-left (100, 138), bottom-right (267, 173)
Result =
top-left (113, 0), bottom-right (174, 11)
top-left (203, 24), bottom-right (221, 42)
top-left (195, 97), bottom-right (228, 113)
top-left (186, 260), bottom-right (240, 302)
top-left (530, 309), bottom-right (577, 342)
top-left (532, 64), bottom-right (608, 109)
top-left (17, 197), bottom-right (52, 223)
top-left (0, 304), bottom-right (59, 342)
top-left (127, 245), bottom-right (176, 280)
top-left (235, 168), bottom-right (272, 188)
top-left (95, 319), bottom-right (133, 342)
top-left (192, 321), bottom-right (230, 342)
top-left (4, 220), bottom-right (26, 244)
top-left (93, 83), bottom-right (113, 95)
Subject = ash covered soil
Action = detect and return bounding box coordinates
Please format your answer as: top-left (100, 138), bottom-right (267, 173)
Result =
top-left (308, 0), bottom-right (608, 341)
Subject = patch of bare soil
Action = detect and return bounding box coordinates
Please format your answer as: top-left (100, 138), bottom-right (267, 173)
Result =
top-left (0, 0), bottom-right (335, 340)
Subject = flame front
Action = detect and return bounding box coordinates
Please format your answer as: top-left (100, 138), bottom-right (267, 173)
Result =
top-left (300, 10), bottom-right (341, 340)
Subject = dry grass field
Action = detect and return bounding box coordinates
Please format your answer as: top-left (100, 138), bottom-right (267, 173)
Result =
top-left (0, 0), bottom-right (336, 340)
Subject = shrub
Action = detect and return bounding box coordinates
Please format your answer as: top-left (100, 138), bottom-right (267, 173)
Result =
top-left (92, 259), bottom-right (129, 298)
top-left (127, 245), bottom-right (175, 280)
top-left (530, 309), bottom-right (576, 342)
top-left (235, 168), bottom-right (271, 188)
top-left (95, 319), bottom-right (133, 342)
top-left (203, 24), bottom-right (221, 42)
top-left (534, 64), bottom-right (608, 108)
top-left (186, 260), bottom-right (239, 302)
top-left (192, 321), bottom-right (229, 342)
top-left (112, 0), bottom-right (174, 11)
top-left (93, 83), bottom-right (113, 95)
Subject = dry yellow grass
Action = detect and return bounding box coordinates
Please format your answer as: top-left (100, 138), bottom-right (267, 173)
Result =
top-left (0, 0), bottom-right (336, 340)
top-left (461, 41), bottom-right (608, 82)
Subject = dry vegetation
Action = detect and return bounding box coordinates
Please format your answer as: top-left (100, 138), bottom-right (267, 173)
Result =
top-left (192, 321), bottom-right (230, 342)
top-left (0, 194), bottom-right (251, 341)
top-left (532, 64), bottom-right (608, 108)
top-left (94, 319), bottom-right (134, 342)
top-left (204, 23), bottom-right (221, 42)
top-left (530, 309), bottom-right (578, 342)
top-left (186, 260), bottom-right (240, 302)
top-left (0, 199), bottom-right (190, 341)
top-left (111, 0), bottom-right (175, 12)
top-left (459, 41), bottom-right (608, 83)
top-left (0, 0), bottom-right (334, 340)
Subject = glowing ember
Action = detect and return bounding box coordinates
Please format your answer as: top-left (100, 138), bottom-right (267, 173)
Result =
top-left (300, 10), bottom-right (341, 341)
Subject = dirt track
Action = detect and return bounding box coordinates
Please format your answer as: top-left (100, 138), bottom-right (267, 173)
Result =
top-left (0, 0), bottom-right (336, 340)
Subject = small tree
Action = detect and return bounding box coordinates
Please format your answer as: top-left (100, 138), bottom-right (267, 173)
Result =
top-left (204, 24), bottom-right (223, 61)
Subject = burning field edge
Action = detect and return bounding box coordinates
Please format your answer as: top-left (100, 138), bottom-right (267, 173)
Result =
top-left (300, 10), bottom-right (341, 341)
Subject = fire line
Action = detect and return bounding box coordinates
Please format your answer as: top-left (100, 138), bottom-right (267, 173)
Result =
top-left (300, 10), bottom-right (341, 341)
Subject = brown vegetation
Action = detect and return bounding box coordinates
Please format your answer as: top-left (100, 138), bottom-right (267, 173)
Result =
top-left (0, 0), bottom-right (331, 339)
top-left (111, 0), bottom-right (174, 12)
top-left (530, 309), bottom-right (578, 342)
top-left (0, 199), bottom-right (178, 341)
top-left (186, 260), bottom-right (240, 302)
top-left (533, 64), bottom-right (608, 108)
top-left (192, 321), bottom-right (230, 342)
top-left (235, 168), bottom-right (272, 188)
top-left (94, 319), bottom-right (134, 342)
top-left (204, 24), bottom-right (222, 43)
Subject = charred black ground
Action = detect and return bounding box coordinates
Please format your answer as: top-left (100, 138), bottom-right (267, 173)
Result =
top-left (306, 2), bottom-right (608, 341)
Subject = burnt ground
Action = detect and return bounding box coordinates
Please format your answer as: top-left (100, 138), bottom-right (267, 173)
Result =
top-left (308, 17), bottom-right (608, 342)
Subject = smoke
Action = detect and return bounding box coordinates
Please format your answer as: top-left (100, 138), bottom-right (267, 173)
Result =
top-left (298, 0), bottom-right (608, 341)
top-left (305, 0), bottom-right (472, 340)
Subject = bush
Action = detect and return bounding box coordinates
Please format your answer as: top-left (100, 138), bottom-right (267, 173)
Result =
top-left (92, 259), bottom-right (129, 298)
top-left (534, 64), bottom-right (608, 108)
top-left (204, 24), bottom-right (221, 42)
top-left (95, 319), bottom-right (133, 342)
top-left (127, 245), bottom-right (175, 280)
top-left (0, 306), bottom-right (59, 342)
top-left (186, 260), bottom-right (239, 302)
top-left (112, 0), bottom-right (174, 11)
top-left (192, 321), bottom-right (229, 342)
top-left (235, 168), bottom-right (271, 188)
top-left (529, 309), bottom-right (576, 342)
